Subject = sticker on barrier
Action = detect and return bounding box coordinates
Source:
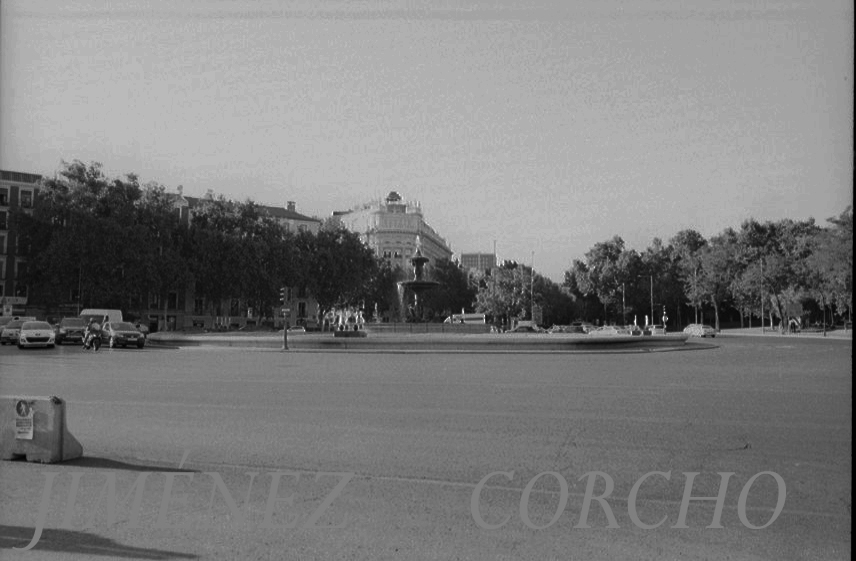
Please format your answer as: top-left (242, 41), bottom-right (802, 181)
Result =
top-left (15, 399), bottom-right (34, 440)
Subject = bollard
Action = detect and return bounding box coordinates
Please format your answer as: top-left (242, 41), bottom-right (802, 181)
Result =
top-left (1, 395), bottom-right (83, 463)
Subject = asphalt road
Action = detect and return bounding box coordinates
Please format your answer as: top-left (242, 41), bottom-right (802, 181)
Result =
top-left (0, 336), bottom-right (851, 560)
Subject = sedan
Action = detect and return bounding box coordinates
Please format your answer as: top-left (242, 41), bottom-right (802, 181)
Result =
top-left (588, 326), bottom-right (630, 336)
top-left (102, 321), bottom-right (146, 348)
top-left (55, 317), bottom-right (87, 345)
top-left (683, 323), bottom-right (716, 338)
top-left (1, 319), bottom-right (33, 345)
top-left (17, 321), bottom-right (56, 349)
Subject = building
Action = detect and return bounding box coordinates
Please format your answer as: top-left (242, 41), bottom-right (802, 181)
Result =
top-left (174, 188), bottom-right (321, 235)
top-left (333, 191), bottom-right (453, 271)
top-left (0, 169), bottom-right (41, 316)
top-left (459, 252), bottom-right (497, 275)
top-left (167, 188), bottom-right (322, 330)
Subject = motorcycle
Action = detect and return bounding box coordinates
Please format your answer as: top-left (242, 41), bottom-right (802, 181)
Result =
top-left (82, 330), bottom-right (102, 351)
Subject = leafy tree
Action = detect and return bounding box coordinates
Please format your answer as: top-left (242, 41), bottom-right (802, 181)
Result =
top-left (418, 258), bottom-right (478, 321)
top-left (296, 228), bottom-right (378, 324)
top-left (474, 265), bottom-right (532, 325)
top-left (696, 229), bottom-right (740, 331)
top-left (669, 229), bottom-right (708, 324)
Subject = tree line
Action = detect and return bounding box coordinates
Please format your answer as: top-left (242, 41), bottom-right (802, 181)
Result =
top-left (15, 161), bottom-right (382, 325)
top-left (564, 210), bottom-right (852, 332)
top-left (15, 161), bottom-right (852, 333)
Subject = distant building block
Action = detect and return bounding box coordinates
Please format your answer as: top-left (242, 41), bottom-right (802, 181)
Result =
top-left (0, 395), bottom-right (83, 463)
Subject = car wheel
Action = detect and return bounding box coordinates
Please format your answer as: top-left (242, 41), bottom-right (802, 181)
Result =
top-left (17, 343), bottom-right (23, 349)
top-left (48, 344), bottom-right (55, 349)
top-left (137, 340), bottom-right (145, 348)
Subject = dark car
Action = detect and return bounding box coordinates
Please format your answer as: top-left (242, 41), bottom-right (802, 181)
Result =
top-left (102, 321), bottom-right (146, 348)
top-left (55, 317), bottom-right (87, 345)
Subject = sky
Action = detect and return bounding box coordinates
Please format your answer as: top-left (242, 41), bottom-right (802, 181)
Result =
top-left (1, 0), bottom-right (852, 282)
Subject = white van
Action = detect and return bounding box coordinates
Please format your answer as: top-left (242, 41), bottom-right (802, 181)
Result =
top-left (79, 309), bottom-right (123, 324)
top-left (444, 313), bottom-right (486, 324)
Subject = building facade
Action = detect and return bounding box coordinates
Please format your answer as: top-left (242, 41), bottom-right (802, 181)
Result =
top-left (333, 191), bottom-right (453, 272)
top-left (459, 252), bottom-right (497, 275)
top-left (0, 169), bottom-right (41, 316)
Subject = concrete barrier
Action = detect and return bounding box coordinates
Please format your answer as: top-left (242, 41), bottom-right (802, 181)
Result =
top-left (1, 395), bottom-right (83, 463)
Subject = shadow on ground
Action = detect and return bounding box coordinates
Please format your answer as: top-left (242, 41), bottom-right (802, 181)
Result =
top-left (0, 525), bottom-right (198, 559)
top-left (60, 456), bottom-right (198, 473)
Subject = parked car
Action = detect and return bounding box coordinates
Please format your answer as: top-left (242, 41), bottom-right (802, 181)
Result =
top-left (55, 317), bottom-right (87, 345)
top-left (101, 321), bottom-right (146, 348)
top-left (588, 326), bottom-right (628, 336)
top-left (683, 324), bottom-right (716, 337)
top-left (17, 321), bottom-right (56, 349)
top-left (1, 317), bottom-right (36, 345)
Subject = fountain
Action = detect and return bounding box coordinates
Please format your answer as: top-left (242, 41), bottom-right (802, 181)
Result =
top-left (397, 236), bottom-right (440, 322)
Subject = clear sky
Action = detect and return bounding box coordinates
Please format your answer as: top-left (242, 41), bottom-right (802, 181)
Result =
top-left (1, 0), bottom-right (852, 281)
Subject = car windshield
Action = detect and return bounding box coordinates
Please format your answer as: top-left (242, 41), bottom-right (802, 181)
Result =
top-left (112, 322), bottom-right (136, 330)
top-left (22, 321), bottom-right (52, 330)
top-left (61, 318), bottom-right (86, 327)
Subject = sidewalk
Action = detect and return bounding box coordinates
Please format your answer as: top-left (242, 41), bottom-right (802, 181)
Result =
top-left (719, 326), bottom-right (852, 339)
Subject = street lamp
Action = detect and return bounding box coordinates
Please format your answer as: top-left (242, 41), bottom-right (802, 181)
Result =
top-left (621, 282), bottom-right (626, 326)
top-left (530, 251), bottom-right (535, 321)
top-left (649, 274), bottom-right (654, 327)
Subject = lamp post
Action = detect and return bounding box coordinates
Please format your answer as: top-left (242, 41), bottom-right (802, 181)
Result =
top-left (530, 251), bottom-right (535, 321)
top-left (649, 274), bottom-right (654, 327)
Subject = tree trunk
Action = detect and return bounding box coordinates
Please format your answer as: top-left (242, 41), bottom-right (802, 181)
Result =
top-left (713, 298), bottom-right (720, 332)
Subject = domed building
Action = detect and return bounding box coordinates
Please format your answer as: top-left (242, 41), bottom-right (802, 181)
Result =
top-left (332, 191), bottom-right (453, 270)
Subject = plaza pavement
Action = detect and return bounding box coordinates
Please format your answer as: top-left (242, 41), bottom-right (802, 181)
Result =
top-left (0, 334), bottom-right (851, 560)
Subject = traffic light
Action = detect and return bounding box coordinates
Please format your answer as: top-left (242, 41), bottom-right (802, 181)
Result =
top-left (279, 287), bottom-right (287, 303)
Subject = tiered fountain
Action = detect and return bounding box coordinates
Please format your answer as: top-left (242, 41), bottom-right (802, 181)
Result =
top-left (397, 236), bottom-right (440, 322)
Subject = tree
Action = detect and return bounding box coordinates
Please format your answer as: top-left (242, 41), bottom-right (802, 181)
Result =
top-left (474, 266), bottom-right (531, 326)
top-left (297, 228), bottom-right (378, 324)
top-left (696, 229), bottom-right (740, 331)
top-left (418, 258), bottom-right (478, 321)
top-left (669, 229), bottom-right (708, 324)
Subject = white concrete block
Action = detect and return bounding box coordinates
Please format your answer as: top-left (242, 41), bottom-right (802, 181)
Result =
top-left (0, 395), bottom-right (83, 463)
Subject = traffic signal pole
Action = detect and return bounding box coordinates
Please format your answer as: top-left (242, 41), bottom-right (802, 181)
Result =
top-left (280, 286), bottom-right (289, 351)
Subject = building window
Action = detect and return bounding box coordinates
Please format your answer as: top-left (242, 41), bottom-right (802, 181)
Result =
top-left (194, 297), bottom-right (204, 315)
top-left (298, 224), bottom-right (308, 232)
top-left (167, 291), bottom-right (178, 310)
top-left (0, 234), bottom-right (5, 254)
top-left (15, 260), bottom-right (26, 279)
top-left (14, 283), bottom-right (27, 298)
top-left (298, 301), bottom-right (306, 318)
top-left (297, 286), bottom-right (307, 298)
top-left (20, 189), bottom-right (33, 208)
top-left (150, 294), bottom-right (160, 309)
top-left (0, 210), bottom-right (7, 230)
top-left (0, 257), bottom-right (5, 279)
top-left (0, 188), bottom-right (8, 206)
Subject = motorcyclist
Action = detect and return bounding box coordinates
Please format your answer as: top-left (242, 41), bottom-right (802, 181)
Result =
top-left (83, 318), bottom-right (102, 350)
